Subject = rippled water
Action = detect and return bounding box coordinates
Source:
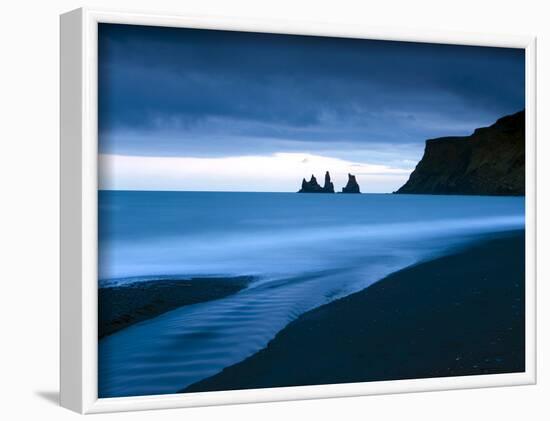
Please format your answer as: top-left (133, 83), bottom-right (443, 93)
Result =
top-left (98, 191), bottom-right (524, 397)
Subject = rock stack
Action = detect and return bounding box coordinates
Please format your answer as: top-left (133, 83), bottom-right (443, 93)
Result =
top-left (298, 175), bottom-right (322, 193)
top-left (323, 171), bottom-right (335, 193)
top-left (298, 172), bottom-right (360, 193)
top-left (341, 174), bottom-right (361, 193)
top-left (298, 171), bottom-right (335, 193)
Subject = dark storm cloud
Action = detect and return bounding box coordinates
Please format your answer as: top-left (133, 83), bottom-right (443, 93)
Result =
top-left (98, 23), bottom-right (525, 157)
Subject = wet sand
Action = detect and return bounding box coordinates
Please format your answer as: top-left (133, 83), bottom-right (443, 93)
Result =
top-left (185, 231), bottom-right (525, 392)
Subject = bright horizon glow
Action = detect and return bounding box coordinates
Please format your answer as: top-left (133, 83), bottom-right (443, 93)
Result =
top-left (99, 152), bottom-right (413, 193)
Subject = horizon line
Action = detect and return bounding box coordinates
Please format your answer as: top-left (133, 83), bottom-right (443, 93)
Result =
top-left (98, 188), bottom-right (391, 194)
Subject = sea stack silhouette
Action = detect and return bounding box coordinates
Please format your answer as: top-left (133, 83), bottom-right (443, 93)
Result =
top-left (323, 171), bottom-right (335, 193)
top-left (298, 171), bottom-right (335, 193)
top-left (341, 173), bottom-right (361, 193)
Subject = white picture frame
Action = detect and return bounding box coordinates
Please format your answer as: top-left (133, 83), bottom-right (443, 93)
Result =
top-left (60, 7), bottom-right (537, 414)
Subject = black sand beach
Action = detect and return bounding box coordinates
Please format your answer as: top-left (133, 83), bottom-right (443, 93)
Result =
top-left (99, 276), bottom-right (252, 339)
top-left (185, 230), bottom-right (525, 393)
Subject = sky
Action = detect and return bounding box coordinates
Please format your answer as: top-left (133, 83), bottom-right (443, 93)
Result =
top-left (98, 23), bottom-right (525, 192)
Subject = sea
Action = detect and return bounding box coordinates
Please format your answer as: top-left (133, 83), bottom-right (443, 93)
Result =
top-left (98, 190), bottom-right (525, 397)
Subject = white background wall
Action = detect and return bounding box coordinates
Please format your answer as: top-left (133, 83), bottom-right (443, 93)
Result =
top-left (0, 0), bottom-right (547, 419)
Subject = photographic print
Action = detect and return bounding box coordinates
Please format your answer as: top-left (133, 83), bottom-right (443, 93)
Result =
top-left (97, 23), bottom-right (525, 398)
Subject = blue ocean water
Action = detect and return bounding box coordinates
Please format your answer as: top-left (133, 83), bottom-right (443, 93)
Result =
top-left (98, 191), bottom-right (524, 397)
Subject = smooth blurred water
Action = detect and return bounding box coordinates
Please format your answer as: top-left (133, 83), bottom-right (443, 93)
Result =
top-left (98, 191), bottom-right (524, 397)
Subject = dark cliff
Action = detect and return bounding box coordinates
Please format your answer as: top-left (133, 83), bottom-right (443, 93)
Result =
top-left (396, 110), bottom-right (525, 196)
top-left (341, 173), bottom-right (361, 193)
